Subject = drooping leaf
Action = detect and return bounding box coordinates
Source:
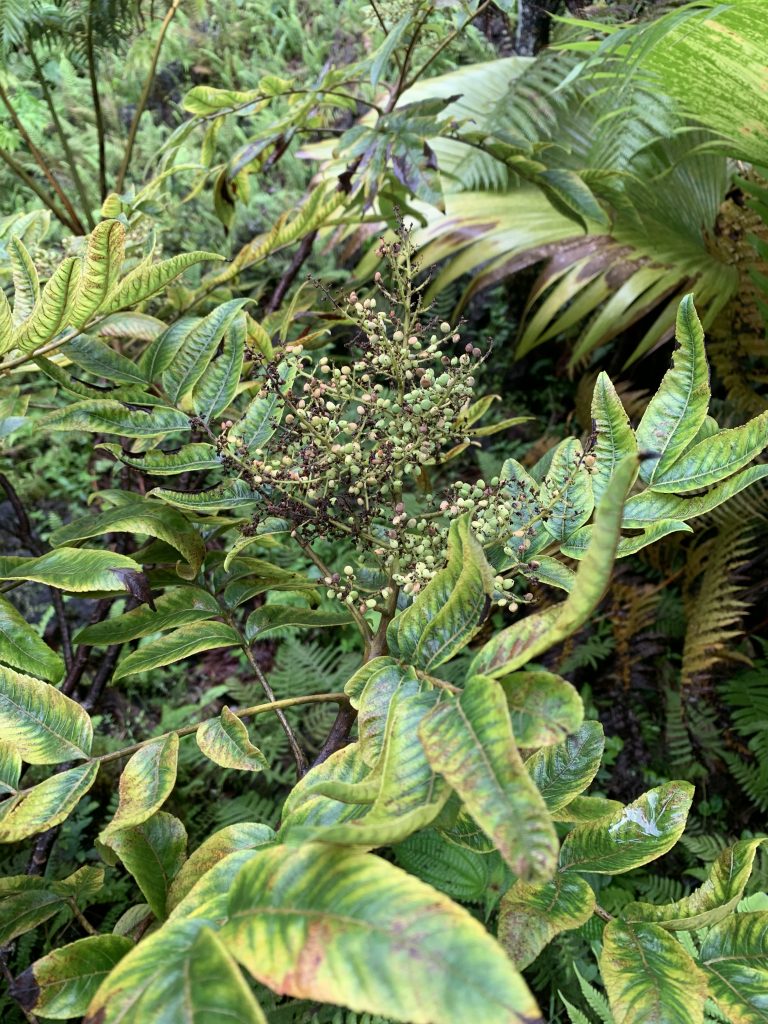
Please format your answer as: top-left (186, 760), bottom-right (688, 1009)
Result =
top-left (99, 734), bottom-right (179, 844)
top-left (0, 665), bottom-right (92, 763)
top-left (559, 781), bottom-right (694, 874)
top-left (196, 708), bottom-right (267, 772)
top-left (43, 401), bottom-right (189, 437)
top-left (68, 220), bottom-right (126, 328)
top-left (499, 873), bottom-right (596, 970)
top-left (526, 721), bottom-right (605, 812)
top-left (99, 442), bottom-right (221, 476)
top-left (0, 595), bottom-right (65, 682)
top-left (419, 676), bottom-right (558, 880)
top-left (636, 295), bottom-right (710, 484)
top-left (101, 251), bottom-right (224, 314)
top-left (700, 911), bottom-right (768, 1023)
top-left (590, 371), bottom-right (638, 504)
top-left (388, 516), bottom-right (495, 670)
top-left (113, 622), bottom-right (240, 680)
top-left (498, 670), bottom-right (583, 746)
top-left (75, 587), bottom-right (221, 646)
top-left (0, 548), bottom-right (144, 593)
top-left (601, 919), bottom-right (706, 1024)
top-left (622, 464), bottom-right (768, 527)
top-left (12, 935), bottom-right (135, 1020)
top-left (0, 739), bottom-right (21, 795)
top-left (149, 479), bottom-right (258, 513)
top-left (0, 762), bottom-right (99, 842)
top-left (64, 332), bottom-right (152, 386)
top-left (12, 258), bottom-right (79, 354)
top-left (560, 520), bottom-right (693, 559)
top-left (167, 823), bottom-right (275, 912)
top-left (244, 605), bottom-right (354, 641)
top-left (105, 812), bottom-right (188, 920)
top-left (217, 844), bottom-right (543, 1023)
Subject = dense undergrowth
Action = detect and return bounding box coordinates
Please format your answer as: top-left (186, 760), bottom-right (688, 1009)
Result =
top-left (1, 2), bottom-right (768, 1022)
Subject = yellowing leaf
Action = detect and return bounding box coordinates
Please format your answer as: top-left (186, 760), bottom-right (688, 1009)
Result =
top-left (69, 220), bottom-right (126, 329)
top-left (499, 873), bottom-right (595, 970)
top-left (99, 734), bottom-right (179, 844)
top-left (0, 547), bottom-right (144, 593)
top-left (196, 708), bottom-right (267, 772)
top-left (101, 250), bottom-right (224, 314)
top-left (105, 812), bottom-right (187, 920)
top-left (498, 670), bottom-right (583, 746)
top-left (0, 595), bottom-right (65, 682)
top-left (0, 763), bottom-right (98, 842)
top-left (700, 911), bottom-right (768, 1023)
top-left (113, 622), bottom-right (240, 680)
top-left (0, 665), bottom-right (92, 763)
top-left (167, 823), bottom-right (275, 912)
top-left (12, 257), bottom-right (79, 354)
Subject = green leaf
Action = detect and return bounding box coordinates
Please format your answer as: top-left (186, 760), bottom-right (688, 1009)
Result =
top-left (499, 873), bottom-right (596, 970)
top-left (99, 442), bottom-right (221, 476)
top-left (0, 595), bottom-right (65, 682)
top-left (0, 876), bottom-right (72, 946)
top-left (470, 454), bottom-right (637, 677)
top-left (105, 812), bottom-right (187, 920)
top-left (0, 665), bottom-right (92, 763)
top-left (601, 919), bottom-right (706, 1024)
top-left (139, 317), bottom-right (198, 380)
top-left (647, 410), bottom-right (768, 493)
top-left (101, 251), bottom-right (224, 314)
top-left (591, 371), bottom-right (639, 504)
top-left (75, 587), bottom-right (221, 645)
top-left (113, 622), bottom-right (240, 680)
top-left (43, 401), bottom-right (189, 437)
top-left (229, 359), bottom-right (297, 451)
top-left (192, 315), bottom-right (246, 421)
top-left (9, 236), bottom-right (40, 322)
top-left (539, 438), bottom-right (594, 542)
top-left (700, 911), bottom-right (768, 1023)
top-left (354, 659), bottom-right (418, 766)
top-left (0, 547), bottom-right (144, 593)
top-left (388, 516), bottom-right (495, 671)
top-left (559, 781), bottom-right (694, 874)
top-left (50, 501), bottom-right (205, 579)
top-left (560, 520), bottom-right (693, 560)
top-left (64, 332), bottom-right (152, 385)
top-left (0, 289), bottom-right (13, 354)
top-left (68, 220), bottom-right (126, 328)
top-left (183, 85), bottom-right (263, 115)
top-left (167, 823), bottom-right (275, 912)
top-left (498, 670), bottom-right (584, 746)
top-left (624, 839), bottom-right (766, 931)
top-left (244, 605), bottom-right (354, 642)
top-left (622, 464), bottom-right (768, 527)
top-left (99, 735), bottom-right (179, 843)
top-left (636, 296), bottom-right (710, 484)
top-left (0, 739), bottom-right (21, 795)
top-left (552, 795), bottom-right (624, 823)
top-left (419, 676), bottom-right (558, 880)
top-left (196, 708), bottom-right (267, 772)
top-left (162, 301), bottom-right (247, 405)
top-left (0, 762), bottom-right (99, 842)
top-left (12, 258), bottom-right (79, 354)
top-left (218, 844), bottom-right (543, 1023)
top-left (149, 479), bottom-right (257, 513)
top-left (525, 721), bottom-right (605, 812)
top-left (12, 935), bottom-right (135, 1020)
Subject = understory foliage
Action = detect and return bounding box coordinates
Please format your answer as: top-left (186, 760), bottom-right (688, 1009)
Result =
top-left (1, 2), bottom-right (768, 1024)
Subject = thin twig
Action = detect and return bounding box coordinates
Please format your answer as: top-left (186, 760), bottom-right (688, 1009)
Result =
top-left (293, 532), bottom-right (373, 643)
top-left (239, 640), bottom-right (308, 777)
top-left (68, 900), bottom-right (97, 935)
top-left (26, 827), bottom-right (59, 877)
top-left (406, 0), bottom-right (494, 88)
top-left (86, 4), bottom-right (108, 201)
top-left (116, 0), bottom-right (182, 193)
top-left (265, 229), bottom-right (318, 314)
top-left (594, 903), bottom-right (614, 923)
top-left (82, 643), bottom-right (122, 711)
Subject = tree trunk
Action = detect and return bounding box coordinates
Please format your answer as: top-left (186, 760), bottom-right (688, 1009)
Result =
top-left (515, 0), bottom-right (562, 55)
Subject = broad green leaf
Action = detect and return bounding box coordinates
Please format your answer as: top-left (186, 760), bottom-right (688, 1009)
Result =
top-left (647, 410), bottom-right (768, 493)
top-left (470, 455), bottom-right (637, 677)
top-left (279, 742), bottom-right (371, 835)
top-left (591, 372), bottom-right (638, 503)
top-left (149, 479), bottom-right (257, 512)
top-left (526, 721), bottom-right (605, 812)
top-left (636, 295), bottom-right (709, 484)
top-left (167, 823), bottom-right (275, 912)
top-left (105, 811), bottom-right (187, 920)
top-left (553, 795), bottom-right (624, 823)
top-left (12, 258), bottom-right (79, 353)
top-left (43, 400), bottom-right (189, 437)
top-left (50, 501), bottom-right (205, 579)
top-left (499, 873), bottom-right (596, 970)
top-left (245, 605), bottom-right (354, 641)
top-left (419, 676), bottom-right (557, 880)
top-left (99, 734), bottom-right (179, 843)
top-left (9, 236), bottom-right (40, 323)
top-left (498, 457), bottom-right (546, 552)
top-left (50, 865), bottom-right (104, 901)
top-left (539, 438), bottom-right (594, 542)
top-left (0, 876), bottom-right (71, 945)
top-left (0, 665), bottom-right (92, 763)
top-left (230, 359), bottom-right (297, 451)
top-left (0, 762), bottom-right (98, 842)
top-left (101, 250), bottom-right (224, 314)
top-left (0, 547), bottom-right (144, 593)
top-left (388, 516), bottom-right (494, 670)
top-left (113, 622), bottom-right (240, 680)
top-left (0, 739), bottom-right (21, 795)
top-left (623, 464), bottom-right (768, 527)
top-left (0, 595), bottom-right (65, 682)
top-left (68, 220), bottom-right (126, 328)
top-left (139, 316), bottom-right (199, 380)
top-left (162, 301), bottom-right (247, 405)
top-left (192, 315), bottom-right (246, 421)
top-left (560, 520), bottom-right (693, 559)
top-left (559, 781), bottom-right (694, 874)
top-left (624, 839), bottom-right (765, 931)
top-left (355, 659), bottom-right (419, 766)
top-left (529, 556), bottom-right (576, 592)
top-left (65, 333), bottom-right (151, 385)
top-left (12, 935), bottom-right (134, 1020)
top-left (498, 670), bottom-right (583, 746)
top-left (196, 708), bottom-right (267, 772)
top-left (601, 919), bottom-right (706, 1024)
top-left (75, 587), bottom-right (221, 645)
top-left (99, 442), bottom-right (221, 476)
top-left (700, 911), bottom-right (768, 1023)
top-left (218, 843), bottom-right (543, 1023)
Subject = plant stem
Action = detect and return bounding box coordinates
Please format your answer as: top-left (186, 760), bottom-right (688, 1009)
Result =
top-left (27, 41), bottom-right (95, 230)
top-left (0, 85), bottom-right (85, 234)
top-left (406, 0), bottom-right (494, 88)
top-left (116, 0), bottom-right (182, 193)
top-left (265, 229), bottom-right (318, 314)
top-left (0, 146), bottom-right (78, 234)
top-left (69, 900), bottom-right (98, 936)
top-left (86, 3), bottom-right (108, 201)
top-left (594, 903), bottom-right (614, 923)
